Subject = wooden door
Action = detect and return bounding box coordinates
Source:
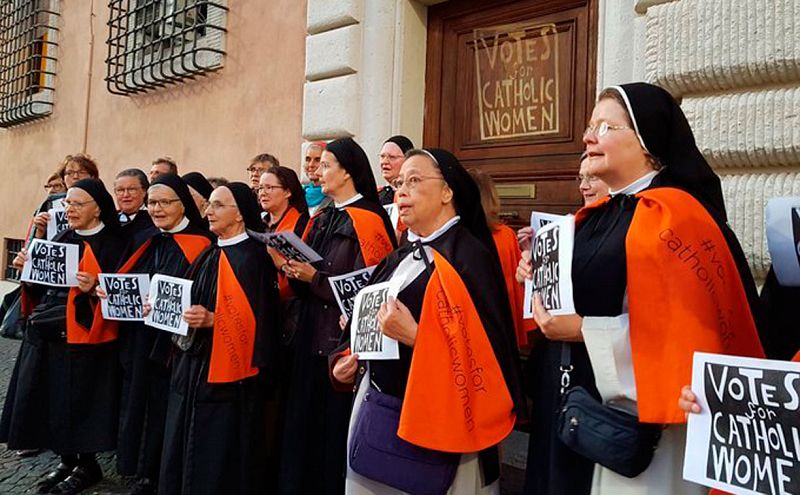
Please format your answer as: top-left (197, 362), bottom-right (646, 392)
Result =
top-left (425, 0), bottom-right (598, 224)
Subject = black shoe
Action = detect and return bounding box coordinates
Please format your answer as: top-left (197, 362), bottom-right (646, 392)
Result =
top-left (16, 448), bottom-right (42, 458)
top-left (36, 463), bottom-right (75, 494)
top-left (50, 463), bottom-right (103, 495)
top-left (129, 477), bottom-right (156, 495)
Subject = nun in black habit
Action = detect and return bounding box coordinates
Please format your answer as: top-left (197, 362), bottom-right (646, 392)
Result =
top-left (377, 135), bottom-right (414, 205)
top-left (157, 182), bottom-right (281, 495)
top-left (279, 138), bottom-right (397, 495)
top-left (1, 179), bottom-right (128, 495)
top-left (111, 174), bottom-right (213, 493)
top-left (331, 148), bottom-right (526, 494)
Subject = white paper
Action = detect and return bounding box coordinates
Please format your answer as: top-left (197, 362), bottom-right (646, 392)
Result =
top-left (328, 266), bottom-right (376, 319)
top-left (523, 215), bottom-right (575, 316)
top-left (99, 273), bottom-right (150, 321)
top-left (145, 274), bottom-right (192, 335)
top-left (384, 203), bottom-right (400, 231)
top-left (683, 352), bottom-right (800, 495)
top-left (247, 229), bottom-right (322, 263)
top-left (530, 210), bottom-right (565, 233)
top-left (46, 207), bottom-right (69, 240)
top-left (350, 281), bottom-right (400, 360)
top-left (765, 197), bottom-right (800, 287)
top-left (20, 239), bottom-right (79, 287)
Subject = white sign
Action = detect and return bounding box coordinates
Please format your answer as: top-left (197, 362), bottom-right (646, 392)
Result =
top-left (247, 229), bottom-right (322, 263)
top-left (530, 210), bottom-right (565, 232)
top-left (684, 352), bottom-right (800, 495)
top-left (523, 215), bottom-right (575, 316)
top-left (21, 239), bottom-right (79, 287)
top-left (145, 274), bottom-right (192, 335)
top-left (765, 197), bottom-right (800, 287)
top-left (46, 207), bottom-right (70, 240)
top-left (350, 281), bottom-right (400, 360)
top-left (99, 273), bottom-right (150, 321)
top-left (384, 203), bottom-right (400, 231)
top-left (329, 266), bottom-right (376, 319)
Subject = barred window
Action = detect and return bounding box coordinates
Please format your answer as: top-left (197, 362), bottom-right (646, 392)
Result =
top-left (0, 0), bottom-right (59, 127)
top-left (105, 0), bottom-right (228, 95)
top-left (4, 238), bottom-right (24, 281)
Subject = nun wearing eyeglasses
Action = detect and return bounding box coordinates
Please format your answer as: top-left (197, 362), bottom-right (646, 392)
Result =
top-left (331, 149), bottom-right (526, 495)
top-left (156, 183), bottom-right (281, 495)
top-left (1, 179), bottom-right (128, 495)
top-left (279, 138), bottom-right (397, 495)
top-left (110, 174), bottom-right (212, 494)
top-left (519, 83), bottom-right (764, 494)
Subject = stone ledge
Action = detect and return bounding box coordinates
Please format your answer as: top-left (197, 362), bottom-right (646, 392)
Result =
top-left (303, 74), bottom-right (360, 139)
top-left (307, 0), bottom-right (363, 35)
top-left (645, 0), bottom-right (800, 96)
top-left (306, 25), bottom-right (362, 81)
top-left (682, 86), bottom-right (800, 169)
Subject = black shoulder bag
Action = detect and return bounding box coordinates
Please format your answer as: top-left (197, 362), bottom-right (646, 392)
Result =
top-left (556, 343), bottom-right (662, 478)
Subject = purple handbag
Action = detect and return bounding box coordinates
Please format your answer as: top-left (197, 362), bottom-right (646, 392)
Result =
top-left (349, 387), bottom-right (460, 495)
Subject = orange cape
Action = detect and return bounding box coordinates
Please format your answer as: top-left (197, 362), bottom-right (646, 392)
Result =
top-left (67, 243), bottom-right (118, 344)
top-left (398, 250), bottom-right (516, 452)
top-left (577, 187), bottom-right (764, 424)
top-left (207, 250), bottom-right (259, 383)
top-left (272, 207), bottom-right (302, 301)
top-left (344, 207), bottom-right (395, 266)
top-left (492, 224), bottom-right (529, 347)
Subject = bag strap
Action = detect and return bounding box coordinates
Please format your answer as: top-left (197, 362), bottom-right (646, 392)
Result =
top-left (559, 343), bottom-right (573, 395)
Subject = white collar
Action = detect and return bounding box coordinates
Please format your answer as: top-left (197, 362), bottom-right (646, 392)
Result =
top-left (610, 170), bottom-right (659, 196)
top-left (76, 222), bottom-right (105, 236)
top-left (162, 216), bottom-right (190, 234)
top-left (335, 193), bottom-right (363, 209)
top-left (407, 216), bottom-right (460, 243)
top-left (218, 231), bottom-right (248, 247)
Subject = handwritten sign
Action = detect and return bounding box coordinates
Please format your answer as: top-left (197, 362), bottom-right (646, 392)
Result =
top-left (684, 352), bottom-right (800, 495)
top-left (530, 210), bottom-right (565, 232)
top-left (145, 274), bottom-right (192, 335)
top-left (350, 281), bottom-right (399, 360)
top-left (99, 273), bottom-right (150, 321)
top-left (523, 215), bottom-right (575, 316)
top-left (46, 207), bottom-right (70, 240)
top-left (474, 21), bottom-right (560, 141)
top-left (20, 239), bottom-right (79, 287)
top-left (329, 267), bottom-right (376, 319)
top-left (247, 229), bottom-right (322, 263)
top-left (766, 197), bottom-right (800, 286)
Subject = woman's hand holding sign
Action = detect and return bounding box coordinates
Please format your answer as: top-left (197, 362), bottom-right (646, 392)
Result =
top-left (377, 296), bottom-right (418, 347)
top-left (515, 249), bottom-right (532, 284)
top-left (76, 271), bottom-right (97, 294)
top-left (12, 248), bottom-right (28, 271)
top-left (332, 353), bottom-right (359, 384)
top-left (183, 305), bottom-right (214, 328)
top-left (33, 212), bottom-right (51, 239)
top-left (532, 293), bottom-right (583, 342)
top-left (285, 259), bottom-right (316, 282)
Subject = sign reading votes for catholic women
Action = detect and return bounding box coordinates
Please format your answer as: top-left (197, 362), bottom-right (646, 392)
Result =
top-left (145, 274), bottom-right (192, 336)
top-left (350, 281), bottom-right (399, 360)
top-left (329, 266), bottom-right (376, 319)
top-left (473, 21), bottom-right (560, 141)
top-left (99, 273), bottom-right (150, 321)
top-left (524, 214), bottom-right (575, 317)
top-left (684, 352), bottom-right (800, 495)
top-left (20, 239), bottom-right (79, 287)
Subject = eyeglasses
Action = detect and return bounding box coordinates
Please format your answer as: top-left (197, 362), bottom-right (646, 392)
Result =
top-left (147, 198), bottom-right (182, 209)
top-left (64, 199), bottom-right (96, 209)
top-left (583, 121), bottom-right (631, 139)
top-left (206, 201), bottom-right (237, 211)
top-left (393, 175), bottom-right (444, 191)
top-left (257, 185), bottom-right (285, 193)
top-left (114, 187), bottom-right (143, 195)
top-left (577, 174), bottom-right (600, 185)
top-left (246, 165), bottom-right (268, 174)
top-left (64, 169), bottom-right (89, 178)
top-left (379, 153), bottom-right (404, 161)
top-left (44, 182), bottom-right (64, 191)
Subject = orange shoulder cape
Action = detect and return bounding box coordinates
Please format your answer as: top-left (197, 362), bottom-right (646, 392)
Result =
top-left (398, 250), bottom-right (516, 452)
top-left (576, 187), bottom-right (764, 424)
top-left (344, 207), bottom-right (395, 266)
top-left (492, 224), bottom-right (528, 347)
top-left (274, 207), bottom-right (302, 300)
top-left (208, 249), bottom-right (259, 383)
top-left (67, 243), bottom-right (118, 344)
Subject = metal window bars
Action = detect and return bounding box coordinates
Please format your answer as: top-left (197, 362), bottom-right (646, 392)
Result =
top-left (105, 0), bottom-right (228, 95)
top-left (0, 0), bottom-right (59, 127)
top-left (4, 238), bottom-right (24, 281)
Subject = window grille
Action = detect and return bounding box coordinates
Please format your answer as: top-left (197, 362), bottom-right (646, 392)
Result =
top-left (0, 0), bottom-right (59, 127)
top-left (4, 238), bottom-right (24, 281)
top-left (105, 0), bottom-right (228, 95)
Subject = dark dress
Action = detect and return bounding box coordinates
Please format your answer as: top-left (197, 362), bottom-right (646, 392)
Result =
top-left (0, 227), bottom-right (127, 455)
top-left (377, 185), bottom-right (395, 206)
top-left (279, 199), bottom-right (395, 495)
top-left (158, 236), bottom-right (281, 495)
top-left (116, 225), bottom-right (212, 479)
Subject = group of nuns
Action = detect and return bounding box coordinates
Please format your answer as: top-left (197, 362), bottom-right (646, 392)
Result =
top-left (0, 81), bottom-right (791, 495)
